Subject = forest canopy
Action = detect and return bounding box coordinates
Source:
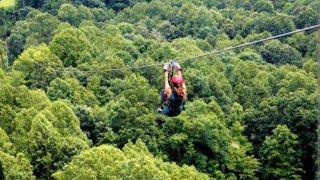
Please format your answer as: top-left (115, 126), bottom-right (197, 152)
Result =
top-left (0, 0), bottom-right (319, 179)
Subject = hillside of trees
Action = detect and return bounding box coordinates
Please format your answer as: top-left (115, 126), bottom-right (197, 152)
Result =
top-left (0, 0), bottom-right (319, 179)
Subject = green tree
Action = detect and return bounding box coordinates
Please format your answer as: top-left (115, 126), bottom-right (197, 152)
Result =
top-left (253, 0), bottom-right (274, 13)
top-left (24, 11), bottom-right (61, 47)
top-left (294, 6), bottom-right (319, 29)
top-left (53, 140), bottom-right (210, 179)
top-left (0, 127), bottom-right (33, 179)
top-left (6, 31), bottom-right (25, 65)
top-left (286, 32), bottom-right (308, 56)
top-left (106, 0), bottom-right (133, 11)
top-left (0, 40), bottom-right (7, 69)
top-left (41, 0), bottom-right (69, 12)
top-left (78, 5), bottom-right (94, 22)
top-left (73, 105), bottom-right (116, 145)
top-left (81, 73), bottom-right (160, 147)
top-left (302, 59), bottom-right (316, 78)
top-left (19, 0), bottom-right (45, 8)
top-left (157, 20), bottom-right (177, 41)
top-left (181, 5), bottom-right (219, 39)
top-left (100, 73), bottom-right (158, 133)
top-left (11, 101), bottom-right (90, 179)
top-left (225, 59), bottom-right (272, 108)
top-left (244, 89), bottom-right (316, 179)
top-left (260, 40), bottom-right (302, 66)
top-left (49, 28), bottom-right (94, 67)
top-left (270, 0), bottom-right (289, 10)
top-left (162, 99), bottom-right (259, 178)
top-left (57, 3), bottom-right (79, 26)
top-left (306, 31), bottom-right (320, 58)
top-left (0, 152), bottom-right (35, 180)
top-left (237, 48), bottom-right (264, 63)
top-left (13, 44), bottom-right (63, 90)
top-left (76, 0), bottom-right (105, 8)
top-left (221, 19), bottom-right (236, 39)
top-left (57, 4), bottom-right (99, 26)
top-left (0, 83), bottom-right (49, 134)
top-left (186, 67), bottom-right (233, 109)
top-left (6, 10), bottom-right (60, 64)
top-left (242, 13), bottom-right (295, 37)
top-left (91, 7), bottom-right (115, 22)
top-left (260, 125), bottom-right (303, 179)
top-left (266, 13), bottom-right (295, 35)
top-left (0, 128), bottom-right (14, 154)
top-left (47, 77), bottom-right (99, 106)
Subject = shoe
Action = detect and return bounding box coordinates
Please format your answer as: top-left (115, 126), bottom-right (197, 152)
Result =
top-left (163, 63), bottom-right (171, 71)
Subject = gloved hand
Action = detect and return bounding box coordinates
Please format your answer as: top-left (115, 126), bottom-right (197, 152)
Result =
top-left (172, 61), bottom-right (182, 71)
top-left (163, 63), bottom-right (171, 71)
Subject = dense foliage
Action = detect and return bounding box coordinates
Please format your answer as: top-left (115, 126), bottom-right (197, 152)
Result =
top-left (0, 0), bottom-right (319, 179)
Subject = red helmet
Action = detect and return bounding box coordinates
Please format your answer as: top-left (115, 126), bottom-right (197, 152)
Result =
top-left (170, 75), bottom-right (184, 84)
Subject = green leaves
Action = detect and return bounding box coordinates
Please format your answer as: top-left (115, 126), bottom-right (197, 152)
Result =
top-left (13, 44), bottom-right (63, 90)
top-left (0, 0), bottom-right (318, 179)
top-left (294, 6), bottom-right (319, 29)
top-left (0, 81), bottom-right (90, 179)
top-left (253, 0), bottom-right (274, 13)
top-left (0, 40), bottom-right (8, 69)
top-left (6, 10), bottom-right (60, 63)
top-left (12, 101), bottom-right (90, 178)
top-left (49, 27), bottom-right (94, 67)
top-left (0, 152), bottom-right (35, 180)
top-left (47, 78), bottom-right (99, 106)
top-left (53, 140), bottom-right (209, 180)
top-left (163, 99), bottom-right (259, 178)
top-left (260, 40), bottom-right (302, 66)
top-left (0, 128), bottom-right (14, 154)
top-left (260, 125), bottom-right (303, 179)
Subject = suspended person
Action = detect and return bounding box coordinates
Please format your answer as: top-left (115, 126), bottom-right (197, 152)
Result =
top-left (158, 61), bottom-right (187, 116)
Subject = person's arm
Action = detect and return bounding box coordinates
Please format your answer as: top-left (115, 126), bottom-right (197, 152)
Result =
top-left (164, 71), bottom-right (172, 96)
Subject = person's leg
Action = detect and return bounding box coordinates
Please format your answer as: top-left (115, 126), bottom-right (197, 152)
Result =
top-left (158, 94), bottom-right (169, 114)
top-left (162, 105), bottom-right (170, 115)
top-left (160, 89), bottom-right (166, 104)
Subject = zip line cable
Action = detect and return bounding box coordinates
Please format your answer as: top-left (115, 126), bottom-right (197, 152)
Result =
top-left (11, 23), bottom-right (320, 74)
top-left (68, 23), bottom-right (320, 73)
top-left (180, 24), bottom-right (320, 63)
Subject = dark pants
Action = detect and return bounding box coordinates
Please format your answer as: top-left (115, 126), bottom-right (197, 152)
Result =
top-left (160, 89), bottom-right (167, 104)
top-left (160, 89), bottom-right (171, 115)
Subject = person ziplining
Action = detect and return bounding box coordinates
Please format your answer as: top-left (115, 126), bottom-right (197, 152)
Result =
top-left (154, 24), bottom-right (320, 117)
top-left (21, 24), bottom-right (319, 116)
top-left (158, 61), bottom-right (187, 117)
